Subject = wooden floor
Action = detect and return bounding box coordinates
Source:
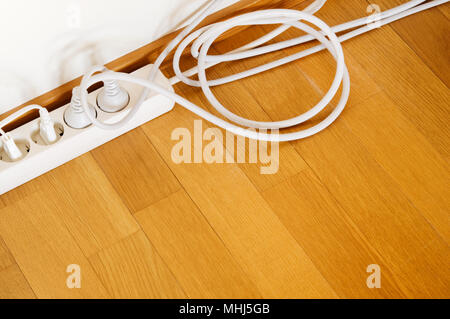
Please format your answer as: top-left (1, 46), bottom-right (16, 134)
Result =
top-left (0, 0), bottom-right (449, 299)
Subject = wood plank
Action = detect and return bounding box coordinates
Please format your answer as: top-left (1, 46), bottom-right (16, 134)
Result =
top-left (1, 153), bottom-right (139, 259)
top-left (321, 0), bottom-right (450, 158)
top-left (43, 153), bottom-right (140, 257)
top-left (0, 237), bottom-right (15, 271)
top-left (0, 191), bottom-right (109, 298)
top-left (0, 174), bottom-right (43, 207)
top-left (343, 92), bottom-right (450, 240)
top-left (370, 0), bottom-right (450, 87)
top-left (135, 190), bottom-right (262, 298)
top-left (174, 79), bottom-right (308, 193)
top-left (292, 118), bottom-right (450, 298)
top-left (262, 170), bottom-right (407, 298)
top-left (91, 128), bottom-right (181, 213)
top-left (88, 231), bottom-right (186, 299)
top-left (439, 3), bottom-right (450, 19)
top-left (141, 105), bottom-right (337, 298)
top-left (0, 265), bottom-right (36, 299)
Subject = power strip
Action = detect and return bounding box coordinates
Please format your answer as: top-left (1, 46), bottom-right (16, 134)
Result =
top-left (0, 65), bottom-right (175, 195)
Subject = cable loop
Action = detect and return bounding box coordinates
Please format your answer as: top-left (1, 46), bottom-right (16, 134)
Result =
top-left (76, 0), bottom-right (446, 142)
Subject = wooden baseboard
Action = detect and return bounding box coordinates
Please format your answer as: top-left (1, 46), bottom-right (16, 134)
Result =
top-left (1, 0), bottom-right (309, 131)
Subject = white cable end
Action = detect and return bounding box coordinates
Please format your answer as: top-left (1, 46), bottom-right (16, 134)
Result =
top-left (97, 80), bottom-right (130, 113)
top-left (64, 87), bottom-right (97, 129)
top-left (1, 133), bottom-right (22, 161)
top-left (39, 108), bottom-right (58, 144)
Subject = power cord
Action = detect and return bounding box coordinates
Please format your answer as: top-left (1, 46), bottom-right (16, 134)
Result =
top-left (96, 79), bottom-right (130, 113)
top-left (64, 87), bottom-right (97, 129)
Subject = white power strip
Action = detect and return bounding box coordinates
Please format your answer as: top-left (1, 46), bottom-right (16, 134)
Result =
top-left (0, 65), bottom-right (175, 195)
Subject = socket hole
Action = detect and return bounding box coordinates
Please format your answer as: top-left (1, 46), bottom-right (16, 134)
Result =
top-left (31, 123), bottom-right (65, 145)
top-left (0, 139), bottom-right (31, 163)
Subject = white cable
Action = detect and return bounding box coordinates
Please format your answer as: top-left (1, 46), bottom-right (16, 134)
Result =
top-left (3, 0), bottom-right (449, 142)
top-left (171, 0), bottom-right (435, 87)
top-left (302, 0), bottom-right (327, 15)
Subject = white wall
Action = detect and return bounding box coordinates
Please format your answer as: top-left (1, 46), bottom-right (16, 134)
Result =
top-left (0, 0), bottom-right (237, 114)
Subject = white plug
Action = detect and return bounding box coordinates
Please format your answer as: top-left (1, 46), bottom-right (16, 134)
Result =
top-left (64, 87), bottom-right (97, 129)
top-left (1, 133), bottom-right (22, 161)
top-left (38, 108), bottom-right (58, 144)
top-left (97, 79), bottom-right (130, 113)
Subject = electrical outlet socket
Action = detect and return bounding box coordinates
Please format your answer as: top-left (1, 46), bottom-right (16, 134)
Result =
top-left (0, 64), bottom-right (175, 195)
